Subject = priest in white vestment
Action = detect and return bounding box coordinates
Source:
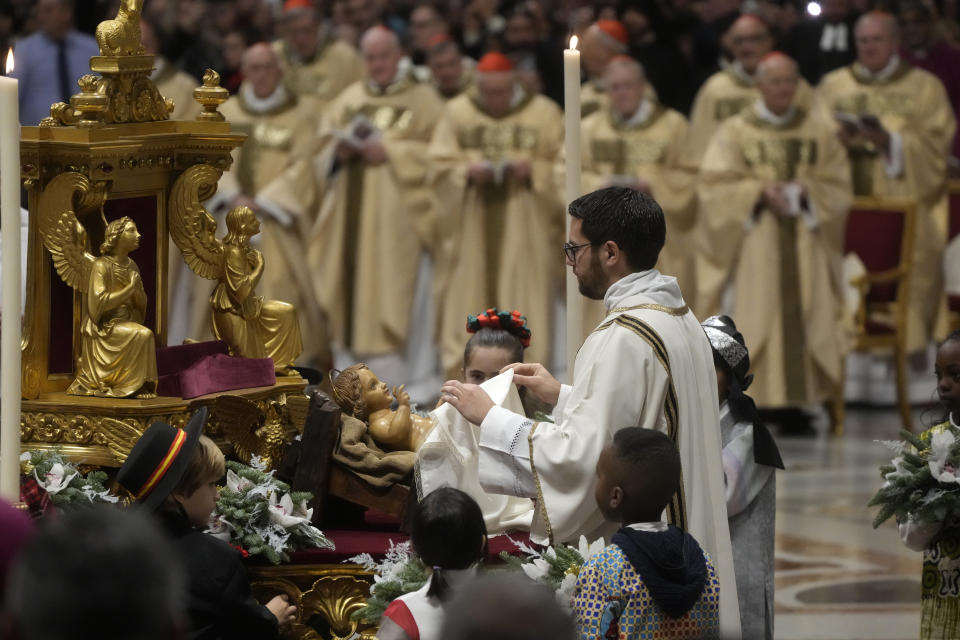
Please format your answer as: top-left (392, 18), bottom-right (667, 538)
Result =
top-left (441, 187), bottom-right (740, 637)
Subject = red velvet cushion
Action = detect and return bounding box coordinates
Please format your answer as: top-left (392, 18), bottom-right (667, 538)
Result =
top-left (844, 207), bottom-right (905, 304)
top-left (287, 530), bottom-right (537, 565)
top-left (175, 353), bottom-right (275, 399)
top-left (157, 340), bottom-right (230, 376)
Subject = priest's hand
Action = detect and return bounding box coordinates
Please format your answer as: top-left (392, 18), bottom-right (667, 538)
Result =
top-left (335, 141), bottom-right (358, 163)
top-left (501, 362), bottom-right (561, 405)
top-left (468, 163), bottom-right (495, 185)
top-left (761, 183), bottom-right (790, 217)
top-left (507, 160), bottom-right (532, 185)
top-left (860, 118), bottom-right (891, 154)
top-left (441, 380), bottom-right (495, 425)
top-left (360, 139), bottom-right (388, 165)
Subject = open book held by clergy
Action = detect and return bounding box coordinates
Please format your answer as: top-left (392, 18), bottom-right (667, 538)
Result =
top-left (335, 113), bottom-right (381, 148)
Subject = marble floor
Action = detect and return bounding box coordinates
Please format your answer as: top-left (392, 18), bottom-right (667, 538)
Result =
top-left (773, 406), bottom-right (938, 639)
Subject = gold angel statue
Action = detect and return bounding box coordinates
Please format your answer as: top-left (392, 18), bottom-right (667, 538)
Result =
top-left (37, 173), bottom-right (158, 398)
top-left (168, 164), bottom-right (303, 374)
top-left (331, 364), bottom-right (435, 452)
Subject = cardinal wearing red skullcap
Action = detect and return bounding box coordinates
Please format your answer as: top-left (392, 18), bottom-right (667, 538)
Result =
top-left (577, 20), bottom-right (631, 118)
top-left (679, 13), bottom-right (817, 176)
top-left (428, 50), bottom-right (565, 377)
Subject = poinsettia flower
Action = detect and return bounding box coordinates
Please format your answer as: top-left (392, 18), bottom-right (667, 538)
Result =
top-left (35, 463), bottom-right (77, 495)
top-left (577, 536), bottom-right (605, 564)
top-left (521, 556), bottom-right (551, 581)
top-left (268, 492), bottom-right (312, 528)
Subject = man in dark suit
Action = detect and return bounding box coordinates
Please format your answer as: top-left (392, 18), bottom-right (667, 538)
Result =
top-left (783, 0), bottom-right (859, 84)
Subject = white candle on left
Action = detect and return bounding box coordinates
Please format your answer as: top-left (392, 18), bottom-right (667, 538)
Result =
top-left (563, 36), bottom-right (583, 383)
top-left (0, 48), bottom-right (21, 503)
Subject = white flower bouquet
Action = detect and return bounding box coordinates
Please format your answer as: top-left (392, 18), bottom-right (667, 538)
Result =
top-left (348, 541), bottom-right (429, 625)
top-left (501, 535), bottom-right (605, 608)
top-left (20, 449), bottom-right (118, 508)
top-left (209, 459), bottom-right (334, 564)
top-left (869, 426), bottom-right (960, 529)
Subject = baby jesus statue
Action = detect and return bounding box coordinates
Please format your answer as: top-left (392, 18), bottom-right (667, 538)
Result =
top-left (331, 364), bottom-right (435, 452)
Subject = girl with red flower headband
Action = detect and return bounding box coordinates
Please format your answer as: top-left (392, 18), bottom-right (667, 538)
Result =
top-left (462, 308), bottom-right (531, 385)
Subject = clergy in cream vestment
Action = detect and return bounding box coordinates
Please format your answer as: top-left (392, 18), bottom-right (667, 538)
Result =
top-left (818, 11), bottom-right (956, 352)
top-left (298, 28), bottom-right (444, 372)
top-left (428, 52), bottom-right (564, 379)
top-left (440, 188), bottom-right (740, 637)
top-left (681, 14), bottom-right (818, 175)
top-left (696, 53), bottom-right (851, 409)
top-left (273, 2), bottom-right (363, 105)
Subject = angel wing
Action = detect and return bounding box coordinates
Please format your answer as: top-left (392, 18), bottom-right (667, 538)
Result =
top-left (168, 163), bottom-right (225, 280)
top-left (97, 417), bottom-right (145, 465)
top-left (212, 394), bottom-right (288, 469)
top-left (36, 173), bottom-right (106, 291)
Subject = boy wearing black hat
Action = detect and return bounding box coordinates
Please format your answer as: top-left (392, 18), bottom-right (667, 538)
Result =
top-left (572, 427), bottom-right (720, 639)
top-left (702, 315), bottom-right (784, 640)
top-left (117, 408), bottom-right (296, 639)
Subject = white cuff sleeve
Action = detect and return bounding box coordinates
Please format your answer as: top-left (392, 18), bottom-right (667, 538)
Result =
top-left (254, 197), bottom-right (293, 227)
top-left (552, 384), bottom-right (573, 422)
top-left (477, 406), bottom-right (537, 498)
top-left (885, 132), bottom-right (904, 178)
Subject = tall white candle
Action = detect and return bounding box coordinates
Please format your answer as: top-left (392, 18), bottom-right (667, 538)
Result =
top-left (563, 36), bottom-right (582, 383)
top-left (0, 48), bottom-right (21, 503)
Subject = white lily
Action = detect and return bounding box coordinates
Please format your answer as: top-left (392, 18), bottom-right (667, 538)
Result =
top-left (225, 469), bottom-right (255, 493)
top-left (928, 431), bottom-right (960, 483)
top-left (268, 492), bottom-right (312, 528)
top-left (35, 463), bottom-right (77, 495)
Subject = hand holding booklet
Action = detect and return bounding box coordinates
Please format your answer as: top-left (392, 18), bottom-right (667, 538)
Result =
top-left (336, 113), bottom-right (381, 148)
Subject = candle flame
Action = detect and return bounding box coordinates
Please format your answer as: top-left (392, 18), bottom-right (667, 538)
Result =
top-left (569, 35), bottom-right (579, 50)
top-left (4, 49), bottom-right (12, 75)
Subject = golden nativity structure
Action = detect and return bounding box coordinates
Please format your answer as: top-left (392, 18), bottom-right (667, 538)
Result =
top-left (13, 5), bottom-right (428, 638)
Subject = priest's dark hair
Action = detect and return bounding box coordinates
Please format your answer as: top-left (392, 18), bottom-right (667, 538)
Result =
top-left (4, 507), bottom-right (184, 640)
top-left (613, 427), bottom-right (681, 514)
top-left (411, 487), bottom-right (488, 602)
top-left (568, 187), bottom-right (666, 271)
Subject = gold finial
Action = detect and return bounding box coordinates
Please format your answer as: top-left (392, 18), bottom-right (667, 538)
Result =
top-left (72, 75), bottom-right (108, 128)
top-left (194, 69), bottom-right (230, 122)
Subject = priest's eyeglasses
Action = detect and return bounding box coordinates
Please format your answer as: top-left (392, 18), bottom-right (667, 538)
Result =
top-left (563, 241), bottom-right (592, 262)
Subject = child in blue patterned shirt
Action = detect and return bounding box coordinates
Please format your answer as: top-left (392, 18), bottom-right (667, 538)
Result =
top-left (572, 427), bottom-right (721, 640)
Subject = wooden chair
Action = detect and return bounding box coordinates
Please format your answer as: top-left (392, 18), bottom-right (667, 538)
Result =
top-left (946, 179), bottom-right (960, 333)
top-left (833, 197), bottom-right (917, 435)
top-left (278, 391), bottom-right (412, 527)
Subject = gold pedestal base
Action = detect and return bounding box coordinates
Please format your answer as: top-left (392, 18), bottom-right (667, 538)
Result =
top-left (249, 564), bottom-right (378, 640)
top-left (20, 377), bottom-right (307, 467)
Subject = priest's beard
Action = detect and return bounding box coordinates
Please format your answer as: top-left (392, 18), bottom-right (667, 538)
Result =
top-left (576, 251), bottom-right (607, 300)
